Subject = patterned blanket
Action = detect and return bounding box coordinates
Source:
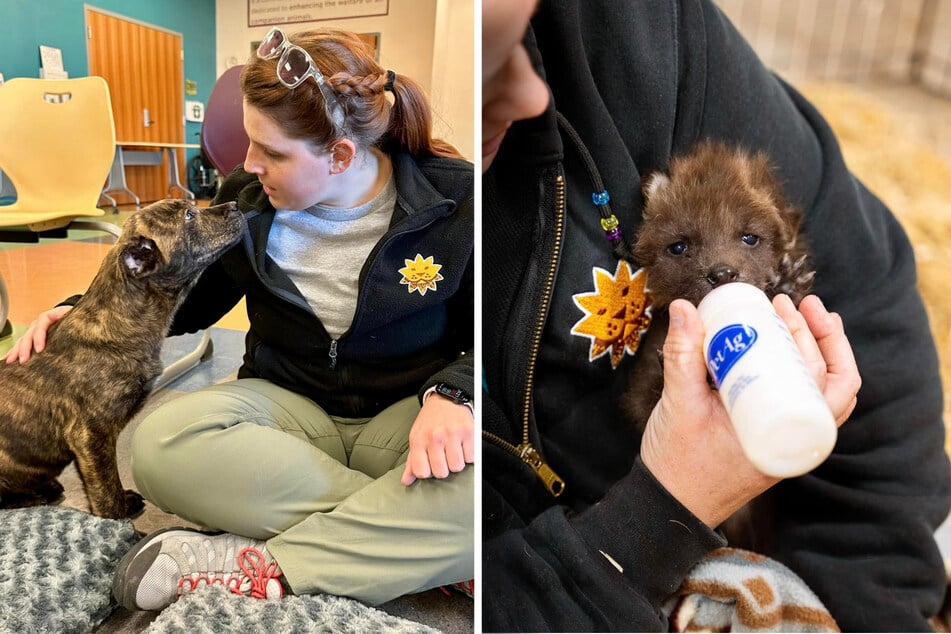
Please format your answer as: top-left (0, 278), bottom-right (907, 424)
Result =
top-left (664, 548), bottom-right (840, 633)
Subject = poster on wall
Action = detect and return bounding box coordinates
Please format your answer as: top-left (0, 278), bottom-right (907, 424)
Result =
top-left (248, 0), bottom-right (389, 27)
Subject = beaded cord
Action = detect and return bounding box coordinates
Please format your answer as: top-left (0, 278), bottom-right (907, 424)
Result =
top-left (556, 113), bottom-right (633, 261)
top-left (593, 191), bottom-right (623, 243)
top-left (556, 112), bottom-right (635, 262)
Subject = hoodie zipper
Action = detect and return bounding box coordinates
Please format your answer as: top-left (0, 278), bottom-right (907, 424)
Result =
top-left (248, 205), bottom-right (448, 373)
top-left (483, 172), bottom-right (566, 498)
top-left (323, 212), bottom-right (445, 373)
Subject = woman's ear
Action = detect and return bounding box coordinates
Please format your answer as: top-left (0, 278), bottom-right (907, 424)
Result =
top-left (329, 140), bottom-right (356, 174)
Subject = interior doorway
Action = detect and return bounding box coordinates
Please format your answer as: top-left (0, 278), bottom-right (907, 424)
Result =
top-left (86, 8), bottom-right (185, 204)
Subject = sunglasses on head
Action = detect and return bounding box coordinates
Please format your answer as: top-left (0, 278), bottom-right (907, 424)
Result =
top-left (257, 27), bottom-right (347, 132)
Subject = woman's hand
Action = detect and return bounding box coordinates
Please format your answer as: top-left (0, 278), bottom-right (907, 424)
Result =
top-left (780, 294), bottom-right (860, 426)
top-left (3, 305), bottom-right (72, 365)
top-left (639, 294), bottom-right (860, 528)
top-left (401, 394), bottom-right (475, 486)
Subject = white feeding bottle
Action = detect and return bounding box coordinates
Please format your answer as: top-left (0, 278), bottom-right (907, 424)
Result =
top-left (697, 282), bottom-right (837, 478)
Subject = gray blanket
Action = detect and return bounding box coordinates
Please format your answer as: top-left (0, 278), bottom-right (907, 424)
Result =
top-left (0, 506), bottom-right (139, 633)
top-left (144, 585), bottom-right (440, 634)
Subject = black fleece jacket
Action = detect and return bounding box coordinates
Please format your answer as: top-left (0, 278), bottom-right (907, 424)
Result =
top-left (169, 151), bottom-right (474, 418)
top-left (482, 0), bottom-right (951, 631)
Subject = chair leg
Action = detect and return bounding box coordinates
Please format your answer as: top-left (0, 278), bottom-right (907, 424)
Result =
top-left (68, 220), bottom-right (122, 239)
top-left (103, 146), bottom-right (142, 209)
top-left (0, 272), bottom-right (10, 340)
top-left (98, 190), bottom-right (118, 212)
top-left (150, 330), bottom-right (214, 392)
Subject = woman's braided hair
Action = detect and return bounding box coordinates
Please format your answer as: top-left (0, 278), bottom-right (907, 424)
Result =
top-left (242, 28), bottom-right (461, 159)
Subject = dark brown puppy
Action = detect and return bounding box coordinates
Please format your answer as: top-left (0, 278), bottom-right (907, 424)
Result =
top-left (0, 199), bottom-right (244, 518)
top-left (624, 140), bottom-right (815, 429)
top-left (623, 141), bottom-right (815, 549)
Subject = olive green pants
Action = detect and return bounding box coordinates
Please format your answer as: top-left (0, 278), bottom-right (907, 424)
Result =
top-left (130, 378), bottom-right (473, 605)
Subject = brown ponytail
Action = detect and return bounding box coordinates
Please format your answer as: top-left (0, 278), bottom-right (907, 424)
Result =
top-left (242, 28), bottom-right (462, 160)
top-left (385, 72), bottom-right (462, 159)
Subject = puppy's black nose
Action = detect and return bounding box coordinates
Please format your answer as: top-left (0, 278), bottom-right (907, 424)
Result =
top-left (706, 264), bottom-right (738, 287)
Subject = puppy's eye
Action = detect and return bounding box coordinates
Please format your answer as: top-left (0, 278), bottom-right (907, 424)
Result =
top-left (184, 209), bottom-right (197, 222)
top-left (741, 233), bottom-right (759, 246)
top-left (667, 241), bottom-right (688, 256)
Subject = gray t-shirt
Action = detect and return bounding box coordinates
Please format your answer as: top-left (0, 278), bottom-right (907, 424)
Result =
top-left (266, 173), bottom-right (397, 338)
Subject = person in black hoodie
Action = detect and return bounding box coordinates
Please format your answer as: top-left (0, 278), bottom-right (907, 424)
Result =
top-left (10, 28), bottom-right (474, 610)
top-left (482, 0), bottom-right (951, 631)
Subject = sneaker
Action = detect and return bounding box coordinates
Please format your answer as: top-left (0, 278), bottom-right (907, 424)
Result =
top-left (440, 578), bottom-right (474, 599)
top-left (112, 527), bottom-right (284, 611)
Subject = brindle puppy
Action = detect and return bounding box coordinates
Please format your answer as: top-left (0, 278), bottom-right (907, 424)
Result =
top-left (622, 141), bottom-right (815, 549)
top-left (0, 199), bottom-right (244, 518)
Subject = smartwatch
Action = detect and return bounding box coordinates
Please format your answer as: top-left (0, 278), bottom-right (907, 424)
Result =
top-left (433, 383), bottom-right (472, 406)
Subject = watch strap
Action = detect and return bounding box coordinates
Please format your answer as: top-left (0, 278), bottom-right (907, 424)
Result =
top-left (424, 384), bottom-right (474, 414)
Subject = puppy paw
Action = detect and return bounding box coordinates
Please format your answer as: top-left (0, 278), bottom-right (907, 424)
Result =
top-left (0, 492), bottom-right (48, 509)
top-left (123, 490), bottom-right (145, 517)
top-left (39, 480), bottom-right (65, 503)
top-left (770, 253), bottom-right (815, 305)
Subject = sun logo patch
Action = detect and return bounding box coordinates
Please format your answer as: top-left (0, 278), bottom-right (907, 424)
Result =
top-left (571, 261), bottom-right (652, 368)
top-left (399, 253), bottom-right (444, 296)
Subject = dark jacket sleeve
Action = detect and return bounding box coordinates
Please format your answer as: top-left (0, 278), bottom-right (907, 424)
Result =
top-left (679, 1), bottom-right (951, 630)
top-left (418, 250), bottom-right (474, 399)
top-left (166, 258), bottom-right (244, 335)
top-left (420, 177), bottom-right (475, 400)
top-left (483, 395), bottom-right (725, 632)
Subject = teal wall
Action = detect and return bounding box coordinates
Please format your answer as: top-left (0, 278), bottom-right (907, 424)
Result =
top-left (0, 0), bottom-right (217, 157)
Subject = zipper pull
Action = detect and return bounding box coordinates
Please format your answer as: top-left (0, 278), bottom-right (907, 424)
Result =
top-left (328, 339), bottom-right (338, 369)
top-left (518, 443), bottom-right (565, 497)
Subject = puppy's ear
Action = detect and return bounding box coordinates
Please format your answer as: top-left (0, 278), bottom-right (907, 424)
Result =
top-left (120, 236), bottom-right (164, 278)
top-left (641, 172), bottom-right (670, 216)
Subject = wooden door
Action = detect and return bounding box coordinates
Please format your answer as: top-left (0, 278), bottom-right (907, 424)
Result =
top-left (86, 9), bottom-right (184, 204)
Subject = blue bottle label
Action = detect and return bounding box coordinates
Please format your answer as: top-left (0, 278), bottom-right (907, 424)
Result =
top-left (707, 324), bottom-right (758, 388)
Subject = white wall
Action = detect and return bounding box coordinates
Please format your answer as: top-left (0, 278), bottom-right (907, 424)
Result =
top-left (921, 0), bottom-right (951, 96)
top-left (215, 0), bottom-right (473, 160)
top-left (715, 0), bottom-right (934, 87)
top-left (431, 0), bottom-right (474, 160)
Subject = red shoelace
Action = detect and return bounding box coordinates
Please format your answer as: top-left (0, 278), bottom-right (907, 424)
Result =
top-left (176, 547), bottom-right (283, 599)
top-left (440, 578), bottom-right (474, 598)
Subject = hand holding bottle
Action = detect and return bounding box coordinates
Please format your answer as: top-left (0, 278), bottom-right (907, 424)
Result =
top-left (640, 293), bottom-right (860, 528)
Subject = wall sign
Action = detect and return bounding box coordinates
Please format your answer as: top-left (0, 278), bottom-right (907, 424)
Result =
top-left (185, 100), bottom-right (205, 122)
top-left (248, 0), bottom-right (389, 27)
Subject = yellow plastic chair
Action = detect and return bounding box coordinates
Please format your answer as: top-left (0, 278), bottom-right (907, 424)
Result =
top-left (0, 76), bottom-right (212, 390)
